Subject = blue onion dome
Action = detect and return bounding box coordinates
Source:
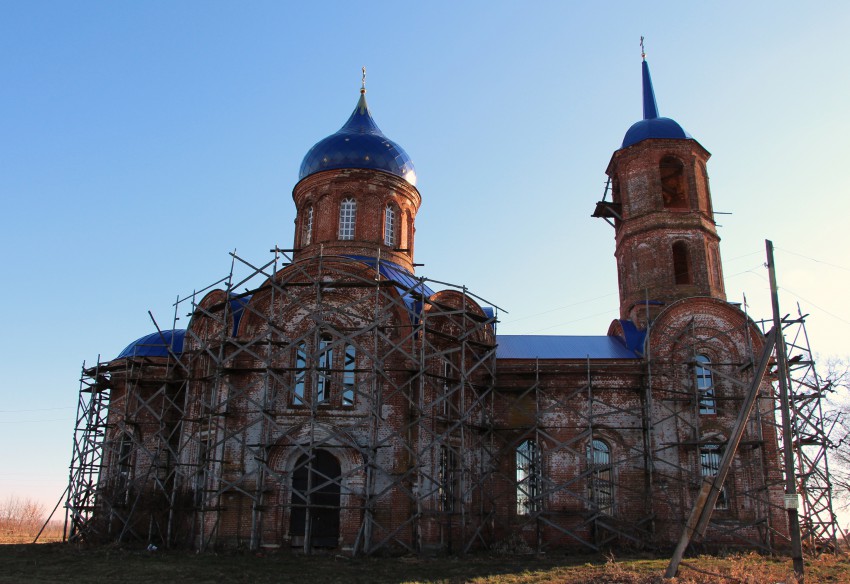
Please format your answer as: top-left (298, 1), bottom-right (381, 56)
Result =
top-left (299, 89), bottom-right (417, 186)
top-left (621, 59), bottom-right (692, 149)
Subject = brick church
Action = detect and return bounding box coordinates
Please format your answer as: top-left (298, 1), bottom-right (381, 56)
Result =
top-left (70, 57), bottom-right (789, 554)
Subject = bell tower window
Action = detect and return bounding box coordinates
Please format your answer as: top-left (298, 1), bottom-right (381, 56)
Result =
top-left (339, 198), bottom-right (356, 240)
top-left (672, 241), bottom-right (692, 285)
top-left (660, 156), bottom-right (687, 209)
top-left (384, 205), bottom-right (396, 247)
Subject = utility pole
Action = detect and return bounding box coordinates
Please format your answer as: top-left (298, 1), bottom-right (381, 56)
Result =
top-left (766, 239), bottom-right (805, 580)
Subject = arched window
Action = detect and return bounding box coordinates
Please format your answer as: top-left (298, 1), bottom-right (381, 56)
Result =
top-left (439, 445), bottom-right (459, 512)
top-left (700, 443), bottom-right (728, 509)
top-left (587, 439), bottom-right (613, 513)
top-left (696, 354), bottom-right (716, 414)
top-left (384, 205), bottom-right (396, 247)
top-left (293, 342), bottom-right (307, 406)
top-left (115, 431), bottom-right (134, 505)
top-left (338, 198), bottom-right (356, 240)
top-left (672, 241), bottom-right (692, 285)
top-left (516, 439), bottom-right (540, 515)
top-left (342, 343), bottom-right (356, 406)
top-left (302, 206), bottom-right (313, 246)
top-left (317, 335), bottom-right (333, 403)
top-left (660, 156), bottom-right (687, 208)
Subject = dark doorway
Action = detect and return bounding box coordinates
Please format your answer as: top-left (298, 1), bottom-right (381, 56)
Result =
top-left (290, 449), bottom-right (341, 549)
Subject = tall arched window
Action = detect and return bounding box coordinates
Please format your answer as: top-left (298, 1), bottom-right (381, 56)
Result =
top-left (302, 206), bottom-right (313, 246)
top-left (672, 241), bottom-right (692, 285)
top-left (439, 445), bottom-right (458, 512)
top-left (342, 343), bottom-right (356, 406)
top-left (115, 431), bottom-right (134, 505)
top-left (516, 439), bottom-right (540, 515)
top-left (700, 443), bottom-right (728, 509)
top-left (384, 205), bottom-right (396, 247)
top-left (660, 156), bottom-right (687, 208)
top-left (338, 198), bottom-right (356, 240)
top-left (696, 354), bottom-right (716, 414)
top-left (587, 439), bottom-right (613, 513)
top-left (317, 335), bottom-right (333, 403)
top-left (293, 342), bottom-right (307, 406)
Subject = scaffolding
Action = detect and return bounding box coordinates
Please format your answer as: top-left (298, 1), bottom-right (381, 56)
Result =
top-left (64, 248), bottom-right (840, 555)
top-left (774, 306), bottom-right (840, 552)
top-left (66, 249), bottom-right (499, 553)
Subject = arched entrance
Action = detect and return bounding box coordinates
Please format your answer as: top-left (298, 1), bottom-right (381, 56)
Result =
top-left (290, 449), bottom-right (341, 549)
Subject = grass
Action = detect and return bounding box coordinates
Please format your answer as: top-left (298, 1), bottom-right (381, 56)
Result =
top-left (0, 544), bottom-right (848, 583)
top-left (0, 522), bottom-right (63, 545)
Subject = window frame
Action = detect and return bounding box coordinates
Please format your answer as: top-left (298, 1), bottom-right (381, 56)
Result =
top-left (338, 198), bottom-right (356, 240)
top-left (700, 443), bottom-right (729, 510)
top-left (439, 445), bottom-right (459, 512)
top-left (316, 335), bottom-right (333, 404)
top-left (293, 342), bottom-right (307, 406)
top-left (291, 336), bottom-right (356, 407)
top-left (342, 343), bottom-right (356, 407)
top-left (587, 438), bottom-right (614, 514)
top-left (384, 204), bottom-right (396, 247)
top-left (516, 439), bottom-right (540, 515)
top-left (695, 354), bottom-right (717, 415)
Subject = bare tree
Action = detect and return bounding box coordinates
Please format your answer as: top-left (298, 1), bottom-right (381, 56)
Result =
top-left (822, 358), bottom-right (850, 508)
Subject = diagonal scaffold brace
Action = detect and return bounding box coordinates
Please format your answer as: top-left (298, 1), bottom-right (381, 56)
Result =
top-left (665, 327), bottom-right (777, 578)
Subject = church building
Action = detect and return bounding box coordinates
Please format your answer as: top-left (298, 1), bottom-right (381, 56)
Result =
top-left (67, 57), bottom-right (789, 554)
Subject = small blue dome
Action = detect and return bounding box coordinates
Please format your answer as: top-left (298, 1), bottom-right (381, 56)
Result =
top-left (117, 330), bottom-right (185, 359)
top-left (621, 59), bottom-right (692, 149)
top-left (622, 117), bottom-right (691, 148)
top-left (299, 92), bottom-right (417, 186)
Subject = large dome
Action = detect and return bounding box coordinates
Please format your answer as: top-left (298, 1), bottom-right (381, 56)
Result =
top-left (299, 92), bottom-right (417, 186)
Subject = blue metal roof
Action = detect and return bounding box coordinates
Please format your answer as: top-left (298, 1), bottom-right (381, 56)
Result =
top-left (346, 255), bottom-right (434, 297)
top-left (299, 91), bottom-right (417, 186)
top-left (618, 319), bottom-right (647, 355)
top-left (496, 335), bottom-right (641, 360)
top-left (346, 255), bottom-right (434, 321)
top-left (117, 329), bottom-right (185, 359)
top-left (621, 59), bottom-right (691, 149)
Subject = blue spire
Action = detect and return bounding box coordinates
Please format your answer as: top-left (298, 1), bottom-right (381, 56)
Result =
top-left (620, 55), bottom-right (692, 149)
top-left (641, 59), bottom-right (659, 120)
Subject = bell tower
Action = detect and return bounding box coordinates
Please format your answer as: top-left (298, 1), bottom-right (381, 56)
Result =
top-left (594, 50), bottom-right (725, 326)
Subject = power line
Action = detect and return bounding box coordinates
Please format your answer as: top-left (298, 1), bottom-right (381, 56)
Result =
top-left (776, 247), bottom-right (850, 273)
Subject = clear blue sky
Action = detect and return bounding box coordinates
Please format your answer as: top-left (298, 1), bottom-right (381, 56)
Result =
top-left (1, 2), bottom-right (848, 526)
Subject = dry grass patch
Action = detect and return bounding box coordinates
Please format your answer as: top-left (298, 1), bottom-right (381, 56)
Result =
top-left (0, 545), bottom-right (846, 583)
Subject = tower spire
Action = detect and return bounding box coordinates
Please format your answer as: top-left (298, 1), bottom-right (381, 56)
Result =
top-left (641, 53), bottom-right (660, 120)
top-left (361, 66), bottom-right (367, 94)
